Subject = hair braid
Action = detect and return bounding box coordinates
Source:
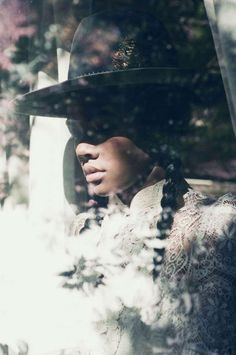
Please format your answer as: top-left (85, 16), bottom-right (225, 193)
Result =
top-left (151, 145), bottom-right (184, 280)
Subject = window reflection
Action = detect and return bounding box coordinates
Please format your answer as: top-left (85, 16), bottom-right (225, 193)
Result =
top-left (0, 1), bottom-right (236, 354)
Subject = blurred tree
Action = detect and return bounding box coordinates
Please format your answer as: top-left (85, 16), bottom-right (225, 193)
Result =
top-left (1, 0), bottom-right (235, 195)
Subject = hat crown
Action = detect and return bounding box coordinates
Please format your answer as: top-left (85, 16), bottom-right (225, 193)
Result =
top-left (69, 10), bottom-right (177, 79)
top-left (14, 9), bottom-right (191, 120)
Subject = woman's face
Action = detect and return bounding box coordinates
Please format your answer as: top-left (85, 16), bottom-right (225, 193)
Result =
top-left (75, 136), bottom-right (150, 196)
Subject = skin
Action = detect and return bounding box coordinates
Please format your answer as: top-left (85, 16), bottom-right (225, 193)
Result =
top-left (75, 136), bottom-right (165, 205)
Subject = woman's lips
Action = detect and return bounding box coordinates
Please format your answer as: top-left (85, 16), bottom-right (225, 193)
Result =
top-left (86, 171), bottom-right (106, 183)
top-left (83, 163), bottom-right (103, 174)
top-left (82, 163), bottom-right (106, 184)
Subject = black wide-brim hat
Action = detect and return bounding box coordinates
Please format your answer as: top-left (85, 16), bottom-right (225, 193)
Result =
top-left (12, 9), bottom-right (192, 119)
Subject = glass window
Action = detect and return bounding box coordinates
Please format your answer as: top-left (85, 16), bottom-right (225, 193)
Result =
top-left (1, 1), bottom-right (236, 354)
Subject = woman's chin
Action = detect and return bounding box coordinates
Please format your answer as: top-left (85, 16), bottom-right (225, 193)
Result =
top-left (93, 186), bottom-right (109, 197)
top-left (92, 182), bottom-right (116, 197)
top-left (88, 181), bottom-right (106, 196)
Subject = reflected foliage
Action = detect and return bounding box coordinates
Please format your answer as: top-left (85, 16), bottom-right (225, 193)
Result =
top-left (0, 0), bottom-right (235, 204)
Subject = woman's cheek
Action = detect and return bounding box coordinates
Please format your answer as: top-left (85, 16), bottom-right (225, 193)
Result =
top-left (113, 164), bottom-right (137, 192)
top-left (93, 150), bottom-right (140, 195)
top-left (93, 169), bottom-right (128, 196)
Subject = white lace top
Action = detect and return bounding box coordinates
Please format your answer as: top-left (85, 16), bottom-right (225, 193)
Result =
top-left (67, 181), bottom-right (236, 355)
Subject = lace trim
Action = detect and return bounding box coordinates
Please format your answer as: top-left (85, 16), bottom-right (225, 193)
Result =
top-left (71, 188), bottom-right (236, 354)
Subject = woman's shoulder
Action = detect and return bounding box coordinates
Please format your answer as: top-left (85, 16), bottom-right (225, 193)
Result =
top-left (183, 188), bottom-right (235, 208)
top-left (182, 189), bottom-right (236, 243)
top-left (199, 191), bottom-right (236, 234)
top-left (167, 189), bottom-right (236, 277)
top-left (190, 191), bottom-right (236, 278)
top-left (214, 191), bottom-right (236, 210)
top-left (207, 192), bottom-right (236, 251)
top-left (182, 189), bottom-right (236, 224)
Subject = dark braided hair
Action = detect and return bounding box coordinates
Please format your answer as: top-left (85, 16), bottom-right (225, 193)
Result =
top-left (150, 145), bottom-right (184, 280)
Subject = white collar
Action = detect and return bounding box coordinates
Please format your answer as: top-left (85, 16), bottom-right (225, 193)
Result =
top-left (109, 180), bottom-right (165, 215)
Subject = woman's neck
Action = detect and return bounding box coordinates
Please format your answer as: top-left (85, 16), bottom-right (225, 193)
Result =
top-left (117, 165), bottom-right (165, 206)
top-left (117, 165), bottom-right (190, 208)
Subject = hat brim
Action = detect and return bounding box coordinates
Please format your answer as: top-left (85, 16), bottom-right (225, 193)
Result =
top-left (12, 67), bottom-right (192, 119)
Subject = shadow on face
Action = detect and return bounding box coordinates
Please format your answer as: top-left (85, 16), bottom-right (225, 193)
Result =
top-left (75, 136), bottom-right (151, 197)
top-left (66, 83), bottom-right (190, 200)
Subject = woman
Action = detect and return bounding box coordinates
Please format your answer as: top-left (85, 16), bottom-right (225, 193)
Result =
top-left (66, 99), bottom-right (236, 355)
top-left (14, 8), bottom-right (236, 355)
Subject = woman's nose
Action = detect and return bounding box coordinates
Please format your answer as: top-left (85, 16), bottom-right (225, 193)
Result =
top-left (75, 143), bottom-right (99, 164)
